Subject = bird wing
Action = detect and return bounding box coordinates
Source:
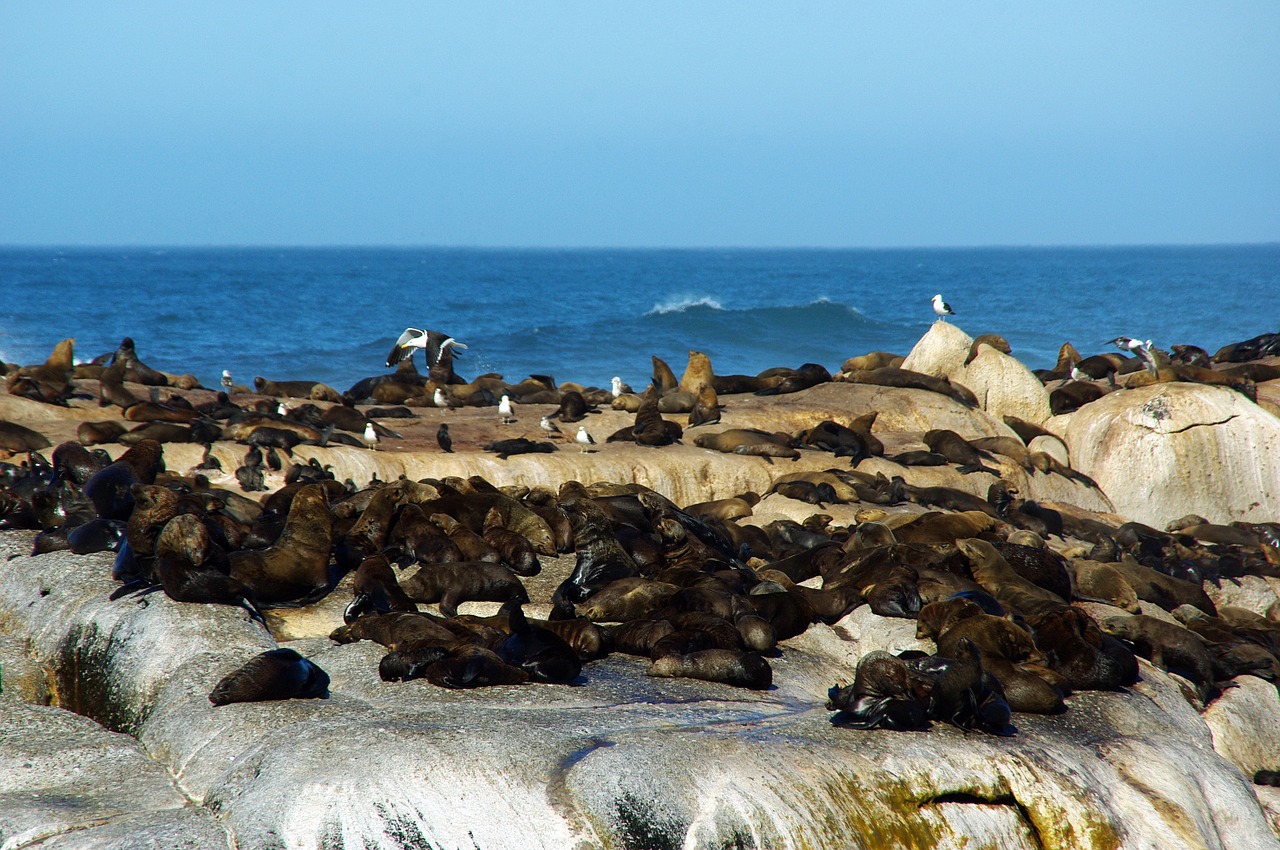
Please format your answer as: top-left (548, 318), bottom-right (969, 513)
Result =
top-left (386, 328), bottom-right (425, 367)
top-left (425, 331), bottom-right (467, 366)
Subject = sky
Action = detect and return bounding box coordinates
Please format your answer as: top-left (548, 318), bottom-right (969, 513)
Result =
top-left (1, 3), bottom-right (1278, 248)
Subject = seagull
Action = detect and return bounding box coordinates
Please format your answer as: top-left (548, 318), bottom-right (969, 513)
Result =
top-left (434, 387), bottom-right (449, 408)
top-left (611, 376), bottom-right (627, 398)
top-left (1132, 340), bottom-right (1160, 376)
top-left (221, 370), bottom-right (234, 392)
top-left (931, 294), bottom-right (955, 322)
top-left (362, 422), bottom-right (379, 451)
top-left (498, 393), bottom-right (516, 425)
top-left (540, 415), bottom-right (562, 436)
top-left (576, 426), bottom-right (596, 452)
top-left (436, 423), bottom-right (453, 453)
top-left (385, 328), bottom-right (467, 368)
top-left (1109, 336), bottom-right (1145, 352)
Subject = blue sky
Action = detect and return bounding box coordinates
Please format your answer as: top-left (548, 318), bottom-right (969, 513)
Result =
top-left (1, 3), bottom-right (1277, 247)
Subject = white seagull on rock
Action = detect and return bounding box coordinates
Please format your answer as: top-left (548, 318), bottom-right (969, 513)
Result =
top-left (362, 422), bottom-right (379, 451)
top-left (576, 426), bottom-right (597, 452)
top-left (498, 393), bottom-right (516, 425)
top-left (931, 294), bottom-right (955, 322)
top-left (386, 328), bottom-right (467, 368)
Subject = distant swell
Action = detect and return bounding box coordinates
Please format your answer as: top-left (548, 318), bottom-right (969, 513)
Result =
top-left (646, 295), bottom-right (725, 315)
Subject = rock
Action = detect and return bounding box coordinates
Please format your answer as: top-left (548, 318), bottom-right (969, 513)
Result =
top-left (902, 322), bottom-right (975, 380)
top-left (1204, 577), bottom-right (1280, 619)
top-left (1204, 675), bottom-right (1280, 779)
top-left (960, 345), bottom-right (1053, 425)
top-left (1055, 383), bottom-right (1280, 526)
top-left (1028, 433), bottom-right (1070, 467)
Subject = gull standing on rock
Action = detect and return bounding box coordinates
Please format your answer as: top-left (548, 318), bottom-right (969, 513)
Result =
top-left (362, 422), bottom-right (379, 451)
top-left (385, 328), bottom-right (467, 368)
top-left (221, 370), bottom-right (234, 392)
top-left (576, 426), bottom-right (596, 452)
top-left (540, 416), bottom-right (562, 437)
top-left (931, 294), bottom-right (955, 322)
top-left (498, 393), bottom-right (516, 425)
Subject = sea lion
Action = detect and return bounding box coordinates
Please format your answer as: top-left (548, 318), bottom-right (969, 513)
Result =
top-left (400, 561), bottom-right (529, 617)
top-left (1067, 559), bottom-right (1141, 612)
top-left (965, 334), bottom-right (1011, 365)
top-left (208, 648), bottom-right (330, 706)
top-left (839, 352), bottom-right (904, 373)
top-left (481, 507), bottom-right (541, 576)
top-left (495, 602), bottom-right (582, 684)
top-left (228, 484), bottom-right (335, 604)
top-left (81, 439), bottom-right (166, 521)
top-left (692, 429), bottom-right (798, 460)
top-left (956, 537), bottom-right (1068, 619)
top-left (1028, 607), bottom-right (1138, 692)
top-left (847, 367), bottom-right (978, 407)
top-left (687, 384), bottom-right (721, 427)
top-left (923, 429), bottom-right (999, 475)
top-left (651, 356), bottom-right (679, 393)
top-left (344, 553), bottom-right (419, 622)
top-left (253, 377), bottom-right (322, 398)
top-left (552, 390), bottom-right (595, 422)
top-left (329, 611), bottom-right (459, 649)
top-left (0, 421), bottom-right (52, 453)
top-left (8, 338), bottom-right (75, 405)
top-left (1099, 614), bottom-right (1217, 700)
top-left (1049, 381), bottom-right (1107, 415)
top-left (648, 648), bottom-right (772, 690)
top-left (927, 639), bottom-right (1013, 735)
top-left (77, 421), bottom-right (128, 446)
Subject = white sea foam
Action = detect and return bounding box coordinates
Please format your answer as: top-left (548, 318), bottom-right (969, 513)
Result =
top-left (646, 295), bottom-right (725, 315)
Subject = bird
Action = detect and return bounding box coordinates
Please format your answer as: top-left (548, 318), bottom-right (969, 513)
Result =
top-left (436, 423), bottom-right (453, 453)
top-left (611, 376), bottom-right (634, 398)
top-left (434, 387), bottom-right (449, 408)
top-left (362, 422), bottom-right (379, 451)
top-left (576, 426), bottom-right (596, 452)
top-left (498, 393), bottom-right (516, 425)
top-left (931, 294), bottom-right (955, 322)
top-left (385, 328), bottom-right (467, 368)
top-left (1109, 336), bottom-right (1145, 352)
top-left (540, 416), bottom-right (562, 437)
top-left (221, 370), bottom-right (233, 392)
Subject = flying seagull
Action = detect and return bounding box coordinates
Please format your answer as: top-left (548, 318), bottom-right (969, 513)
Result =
top-left (386, 328), bottom-right (467, 368)
top-left (931, 294), bottom-right (955, 322)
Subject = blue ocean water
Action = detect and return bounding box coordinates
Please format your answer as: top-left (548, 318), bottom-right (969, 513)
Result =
top-left (0, 245), bottom-right (1276, 394)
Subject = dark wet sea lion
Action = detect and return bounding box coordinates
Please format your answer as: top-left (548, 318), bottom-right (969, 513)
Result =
top-left (495, 602), bottom-right (582, 684)
top-left (329, 611), bottom-right (459, 649)
top-left (1029, 607), bottom-right (1138, 692)
top-left (956, 537), bottom-right (1068, 619)
top-left (208, 648), bottom-right (330, 706)
top-left (66, 518), bottom-right (127, 554)
top-left (552, 496), bottom-right (641, 614)
top-left (648, 648), bottom-right (772, 689)
top-left (344, 553), bottom-right (419, 622)
top-left (1049, 381), bottom-right (1107, 415)
top-left (928, 639), bottom-right (1013, 735)
top-left (81, 439), bottom-right (166, 521)
top-left (423, 645), bottom-right (530, 689)
top-left (228, 483), bottom-right (335, 603)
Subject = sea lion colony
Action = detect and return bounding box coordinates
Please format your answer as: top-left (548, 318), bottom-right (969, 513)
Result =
top-left (3, 330), bottom-right (1280, 762)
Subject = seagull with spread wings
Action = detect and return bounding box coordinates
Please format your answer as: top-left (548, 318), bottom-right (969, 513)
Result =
top-left (385, 328), bottom-right (467, 368)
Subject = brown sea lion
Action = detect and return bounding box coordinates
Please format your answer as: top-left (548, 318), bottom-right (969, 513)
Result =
top-left (648, 648), bottom-right (772, 690)
top-left (965, 334), bottom-right (1012, 365)
top-left (401, 561), bottom-right (529, 617)
top-left (687, 383), bottom-right (721, 427)
top-left (956, 537), bottom-right (1068, 619)
top-left (77, 420), bottom-right (129, 446)
top-left (0, 421), bottom-right (52, 452)
top-left (692, 428), bottom-right (798, 460)
top-left (228, 484), bottom-right (335, 603)
top-left (329, 611), bottom-right (459, 649)
top-left (839, 352), bottom-right (904, 373)
top-left (847, 366), bottom-right (978, 407)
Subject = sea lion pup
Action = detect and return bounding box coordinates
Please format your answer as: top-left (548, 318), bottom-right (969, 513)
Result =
top-left (685, 493), bottom-right (758, 522)
top-left (493, 602), bottom-right (583, 684)
top-left (228, 484), bottom-right (335, 604)
top-left (7, 337), bottom-right (76, 405)
top-left (82, 439), bottom-right (166, 521)
top-left (648, 648), bottom-right (772, 690)
top-left (692, 428), bottom-right (799, 460)
top-left (687, 383), bottom-right (721, 427)
top-left (965, 334), bottom-right (1012, 366)
top-left (481, 507), bottom-right (540, 576)
top-left (1066, 559), bottom-right (1141, 612)
top-left (387, 503), bottom-right (463, 565)
top-left (1049, 381), bottom-right (1107, 415)
top-left (1099, 614), bottom-right (1218, 701)
top-left (923, 429), bottom-right (1000, 475)
top-left (1107, 555), bottom-right (1217, 615)
top-left (208, 648), bottom-right (330, 706)
top-left (400, 561), bottom-right (529, 617)
top-left (343, 553), bottom-right (419, 623)
top-left (827, 651), bottom-right (930, 731)
top-left (927, 639), bottom-right (1013, 735)
top-left (956, 537), bottom-right (1068, 620)
top-left (839, 351), bottom-right (904, 374)
top-left (890, 511), bottom-right (996, 546)
top-left (429, 513), bottom-right (501, 564)
top-left (551, 390), bottom-right (596, 422)
top-left (0, 422), bottom-right (52, 453)
top-left (329, 610), bottom-right (460, 650)
top-left (77, 420), bottom-right (128, 446)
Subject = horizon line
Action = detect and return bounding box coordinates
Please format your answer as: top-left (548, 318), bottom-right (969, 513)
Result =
top-left (1, 239), bottom-right (1278, 253)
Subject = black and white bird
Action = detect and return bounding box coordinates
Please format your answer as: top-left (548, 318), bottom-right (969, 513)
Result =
top-left (498, 393), bottom-right (516, 425)
top-left (539, 415), bottom-right (562, 436)
top-left (362, 422), bottom-right (379, 451)
top-left (575, 425), bottom-right (596, 452)
top-left (931, 294), bottom-right (955, 322)
top-left (1109, 336), bottom-right (1150, 353)
top-left (436, 423), bottom-right (453, 453)
top-left (385, 328), bottom-right (467, 368)
top-left (221, 370), bottom-right (234, 392)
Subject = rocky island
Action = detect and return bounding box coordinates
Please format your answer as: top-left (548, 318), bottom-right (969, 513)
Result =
top-left (2, 322), bottom-right (1280, 850)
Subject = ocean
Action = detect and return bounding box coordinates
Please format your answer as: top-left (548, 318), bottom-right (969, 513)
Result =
top-left (1, 245), bottom-right (1276, 395)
